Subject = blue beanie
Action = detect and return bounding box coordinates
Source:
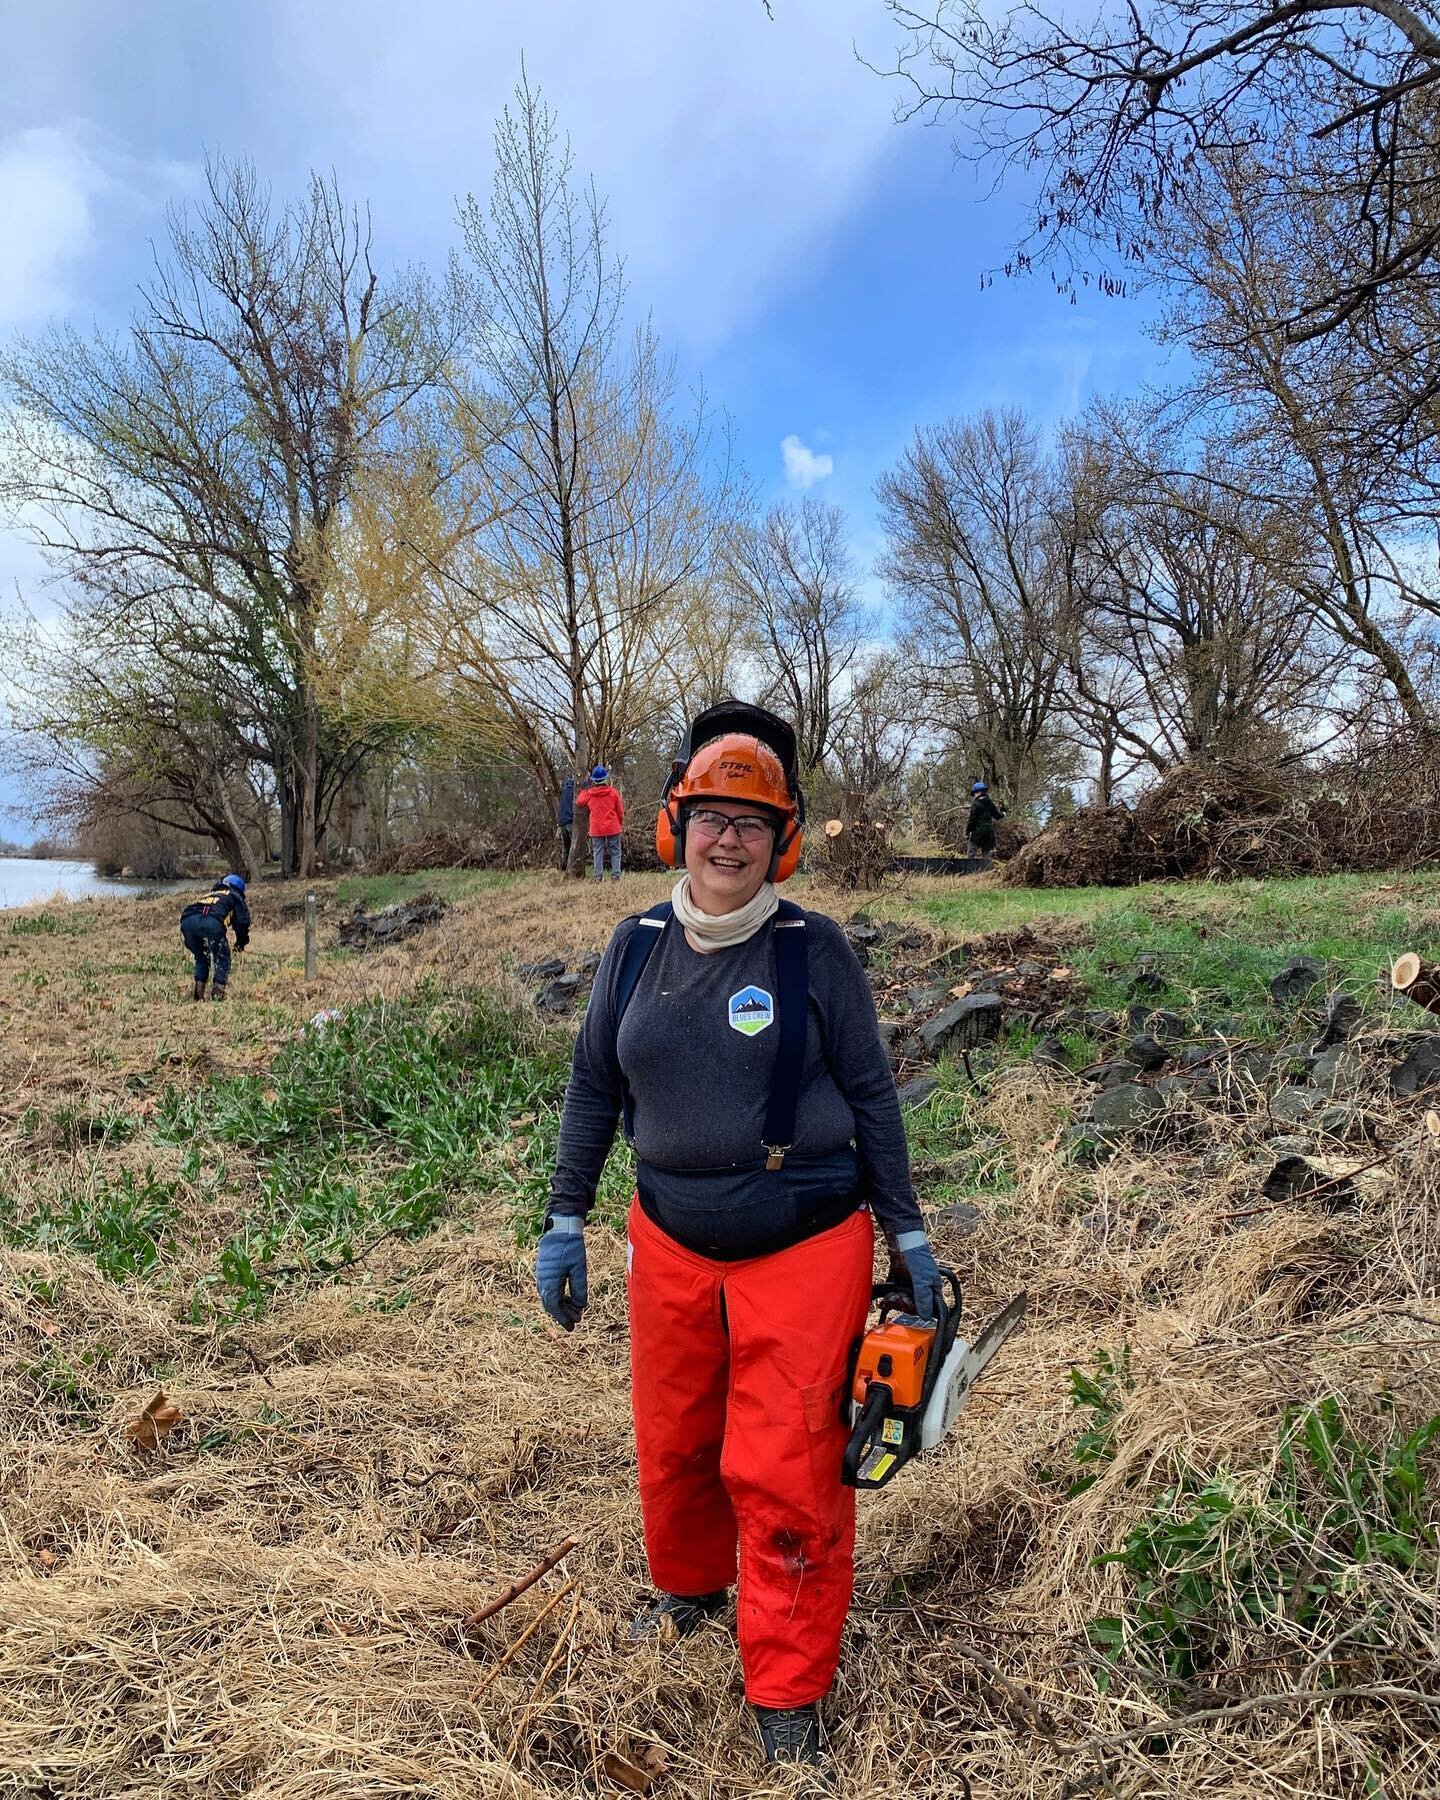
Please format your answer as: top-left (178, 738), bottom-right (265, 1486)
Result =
top-left (223, 872), bottom-right (247, 892)
top-left (590, 765), bottom-right (608, 782)
top-left (972, 781), bottom-right (987, 793)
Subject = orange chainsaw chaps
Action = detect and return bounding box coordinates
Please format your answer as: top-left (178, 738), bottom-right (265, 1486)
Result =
top-left (625, 1194), bottom-right (873, 1709)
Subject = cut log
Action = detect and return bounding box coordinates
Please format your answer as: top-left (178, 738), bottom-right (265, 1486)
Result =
top-left (1391, 953), bottom-right (1440, 1017)
top-left (823, 819), bottom-right (845, 838)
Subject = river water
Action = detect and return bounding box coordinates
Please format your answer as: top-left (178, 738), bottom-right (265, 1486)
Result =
top-left (0, 857), bottom-right (191, 910)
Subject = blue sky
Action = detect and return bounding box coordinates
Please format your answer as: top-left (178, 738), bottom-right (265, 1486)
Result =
top-left (0, 0), bottom-right (1171, 837)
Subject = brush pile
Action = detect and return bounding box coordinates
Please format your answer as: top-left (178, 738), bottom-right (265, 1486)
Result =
top-left (1009, 729), bottom-right (1440, 889)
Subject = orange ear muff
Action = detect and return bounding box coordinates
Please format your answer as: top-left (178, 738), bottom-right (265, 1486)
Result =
top-left (770, 821), bottom-right (803, 884)
top-left (655, 803), bottom-right (681, 868)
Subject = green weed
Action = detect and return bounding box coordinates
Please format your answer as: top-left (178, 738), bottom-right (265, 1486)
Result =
top-left (0, 1168), bottom-right (178, 1281)
top-left (156, 985), bottom-right (574, 1312)
top-left (1087, 1396), bottom-right (1440, 1695)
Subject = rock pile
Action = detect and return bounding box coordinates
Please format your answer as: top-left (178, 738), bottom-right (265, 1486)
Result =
top-left (337, 892), bottom-right (449, 951)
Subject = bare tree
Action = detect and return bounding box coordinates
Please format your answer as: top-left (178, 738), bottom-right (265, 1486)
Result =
top-left (398, 75), bottom-right (737, 869)
top-left (722, 498), bottom-right (864, 773)
top-left (879, 1), bottom-right (1440, 355)
top-left (0, 158), bottom-right (443, 877)
top-left (877, 408), bottom-right (1072, 812)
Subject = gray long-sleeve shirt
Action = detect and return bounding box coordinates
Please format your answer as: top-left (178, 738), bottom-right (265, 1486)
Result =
top-left (549, 907), bottom-right (922, 1246)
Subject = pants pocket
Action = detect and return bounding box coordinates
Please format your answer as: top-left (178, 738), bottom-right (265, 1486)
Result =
top-left (800, 1366), bottom-right (853, 1533)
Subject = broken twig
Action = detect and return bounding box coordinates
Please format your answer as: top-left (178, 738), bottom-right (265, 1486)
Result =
top-left (464, 1532), bottom-right (580, 1627)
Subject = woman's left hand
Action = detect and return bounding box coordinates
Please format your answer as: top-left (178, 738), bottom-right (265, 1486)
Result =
top-left (889, 1231), bottom-right (942, 1321)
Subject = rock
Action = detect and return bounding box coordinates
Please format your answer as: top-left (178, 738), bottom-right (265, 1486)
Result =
top-left (1276, 1041), bottom-right (1320, 1077)
top-left (336, 893), bottom-right (449, 951)
top-left (1128, 962), bottom-right (1167, 995)
top-left (1269, 955), bottom-right (1326, 1005)
top-left (1262, 1134), bottom-right (1312, 1157)
top-left (1261, 1153), bottom-right (1355, 1211)
top-left (1124, 1033), bottom-right (1168, 1072)
top-left (932, 1200), bottom-right (984, 1236)
top-left (518, 956), bottom-right (566, 979)
top-left (1077, 1205), bottom-right (1115, 1244)
top-left (1215, 1049), bottom-right (1276, 1092)
top-left (844, 920), bottom-right (880, 947)
top-left (875, 1020), bottom-right (901, 1049)
top-left (1311, 1046), bottom-right (1366, 1096)
top-left (895, 1075), bottom-right (940, 1109)
top-left (1315, 989), bottom-right (1361, 1047)
top-left (1087, 1060), bottom-right (1137, 1090)
top-left (1178, 1044), bottom-right (1218, 1070)
top-left (1154, 1073), bottom-right (1218, 1101)
top-left (972, 969), bottom-right (1016, 994)
top-left (898, 1034), bottom-right (925, 1063)
top-left (1126, 1004), bottom-right (1186, 1040)
top-left (575, 950), bottom-right (603, 978)
top-left (1017, 960), bottom-right (1047, 978)
top-left (1317, 1104), bottom-right (1370, 1141)
top-left (1083, 1009), bottom-right (1117, 1035)
top-left (1031, 1036), bottom-right (1070, 1072)
top-left (905, 983), bottom-right (952, 1013)
top-left (918, 992), bottom-right (1005, 1056)
top-left (1086, 1082), bottom-right (1167, 1139)
top-left (1261, 1154), bottom-right (1323, 1204)
top-left (1201, 1147), bottom-right (1237, 1175)
top-left (534, 973), bottom-right (582, 1013)
top-left (1270, 1086), bottom-right (1327, 1126)
top-left (1390, 1036), bottom-right (1440, 1098)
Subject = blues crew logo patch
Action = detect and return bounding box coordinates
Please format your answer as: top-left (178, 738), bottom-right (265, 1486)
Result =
top-left (728, 984), bottom-right (774, 1037)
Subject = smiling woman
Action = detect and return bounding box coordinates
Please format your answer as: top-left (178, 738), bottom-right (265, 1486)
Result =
top-left (533, 701), bottom-right (942, 1772)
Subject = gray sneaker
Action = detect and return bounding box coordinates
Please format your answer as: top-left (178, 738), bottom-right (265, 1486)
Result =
top-left (755, 1704), bottom-right (822, 1765)
top-left (627, 1590), bottom-right (727, 1641)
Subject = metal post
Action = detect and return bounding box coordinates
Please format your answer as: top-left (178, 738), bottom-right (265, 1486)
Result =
top-left (304, 889), bottom-right (317, 980)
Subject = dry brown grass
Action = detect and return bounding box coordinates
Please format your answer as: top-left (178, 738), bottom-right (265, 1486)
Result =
top-left (1, 878), bottom-right (1438, 1797)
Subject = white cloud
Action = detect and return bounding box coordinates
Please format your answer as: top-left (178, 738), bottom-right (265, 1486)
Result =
top-left (0, 123), bottom-right (195, 330)
top-left (273, 0), bottom-right (897, 351)
top-left (781, 433), bottom-right (834, 490)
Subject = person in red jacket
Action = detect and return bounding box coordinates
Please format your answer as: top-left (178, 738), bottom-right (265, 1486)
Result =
top-left (577, 765), bottom-right (625, 880)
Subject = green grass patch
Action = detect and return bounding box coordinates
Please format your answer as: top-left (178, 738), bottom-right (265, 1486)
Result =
top-left (0, 1167), bottom-right (179, 1281)
top-left (152, 983), bottom-right (623, 1316)
top-left (334, 868), bottom-right (521, 910)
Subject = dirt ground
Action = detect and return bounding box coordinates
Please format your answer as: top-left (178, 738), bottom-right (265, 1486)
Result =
top-left (2, 873), bottom-right (1438, 1799)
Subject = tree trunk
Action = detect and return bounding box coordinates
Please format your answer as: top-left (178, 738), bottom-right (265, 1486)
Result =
top-left (298, 685), bottom-right (319, 878)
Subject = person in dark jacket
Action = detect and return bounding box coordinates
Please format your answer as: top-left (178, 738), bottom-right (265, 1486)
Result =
top-left (966, 781), bottom-right (1006, 861)
top-left (179, 874), bottom-right (250, 1001)
top-left (535, 713), bottom-right (940, 1770)
top-left (557, 775), bottom-right (576, 870)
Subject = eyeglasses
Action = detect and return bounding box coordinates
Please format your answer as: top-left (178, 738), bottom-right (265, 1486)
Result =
top-left (687, 808), bottom-right (775, 844)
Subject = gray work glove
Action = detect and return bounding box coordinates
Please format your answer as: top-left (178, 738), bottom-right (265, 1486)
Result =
top-left (889, 1230), bottom-right (942, 1322)
top-left (536, 1213), bottom-right (588, 1330)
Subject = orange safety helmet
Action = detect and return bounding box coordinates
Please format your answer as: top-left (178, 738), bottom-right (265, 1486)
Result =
top-left (656, 705), bottom-right (806, 883)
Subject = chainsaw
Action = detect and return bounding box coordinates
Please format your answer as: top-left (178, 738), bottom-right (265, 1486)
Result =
top-left (841, 1269), bottom-right (1027, 1490)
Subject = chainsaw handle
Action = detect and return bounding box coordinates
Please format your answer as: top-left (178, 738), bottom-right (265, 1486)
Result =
top-left (841, 1382), bottom-right (894, 1488)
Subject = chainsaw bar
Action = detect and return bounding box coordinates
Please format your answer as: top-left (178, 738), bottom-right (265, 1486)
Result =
top-left (923, 1289), bottom-right (1029, 1449)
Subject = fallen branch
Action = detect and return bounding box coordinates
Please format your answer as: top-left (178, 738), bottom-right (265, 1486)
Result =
top-left (464, 1533), bottom-right (580, 1627)
top-left (1062, 1682), bottom-right (1440, 1755)
top-left (505, 1583), bottom-right (582, 1760)
top-left (469, 1578), bottom-right (578, 1701)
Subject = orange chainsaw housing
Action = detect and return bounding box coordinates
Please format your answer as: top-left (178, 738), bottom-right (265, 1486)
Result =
top-left (851, 1316), bottom-right (935, 1411)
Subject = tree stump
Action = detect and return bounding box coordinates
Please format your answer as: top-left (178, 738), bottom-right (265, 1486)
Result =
top-left (1391, 953), bottom-right (1440, 1017)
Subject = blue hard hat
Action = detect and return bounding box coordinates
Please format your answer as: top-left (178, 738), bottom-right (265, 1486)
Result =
top-left (590, 765), bottom-right (608, 782)
top-left (223, 873), bottom-right (247, 892)
top-left (972, 781), bottom-right (988, 793)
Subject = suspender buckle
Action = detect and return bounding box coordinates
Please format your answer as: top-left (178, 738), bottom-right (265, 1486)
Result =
top-left (764, 1143), bottom-right (788, 1172)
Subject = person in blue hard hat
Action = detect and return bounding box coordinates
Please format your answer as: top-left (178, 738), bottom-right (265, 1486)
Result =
top-left (965, 781), bottom-right (1006, 863)
top-left (179, 873), bottom-right (250, 1001)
